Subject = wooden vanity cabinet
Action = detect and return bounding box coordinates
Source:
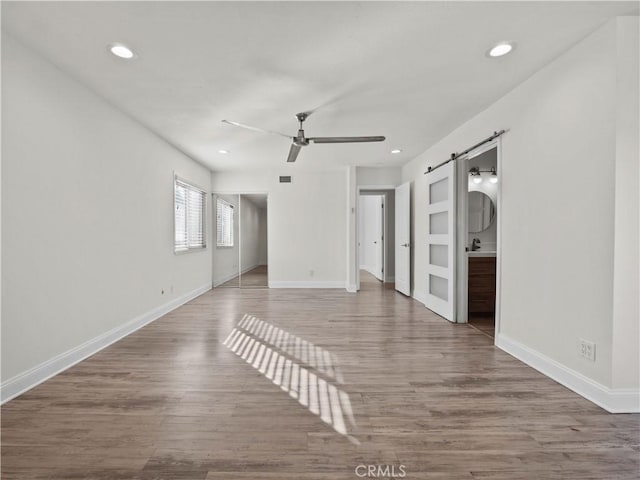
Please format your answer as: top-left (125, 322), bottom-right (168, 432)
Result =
top-left (468, 257), bottom-right (496, 314)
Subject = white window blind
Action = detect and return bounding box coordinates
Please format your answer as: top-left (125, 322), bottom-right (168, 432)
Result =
top-left (174, 178), bottom-right (206, 252)
top-left (216, 199), bottom-right (234, 247)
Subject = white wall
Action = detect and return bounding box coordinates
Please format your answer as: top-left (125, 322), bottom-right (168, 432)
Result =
top-left (1, 35), bottom-right (212, 387)
top-left (401, 18), bottom-right (639, 405)
top-left (357, 166), bottom-right (401, 187)
top-left (211, 169), bottom-right (347, 287)
top-left (212, 194), bottom-right (240, 286)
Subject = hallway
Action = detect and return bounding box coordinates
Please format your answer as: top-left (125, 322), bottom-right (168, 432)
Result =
top-left (2, 284), bottom-right (638, 479)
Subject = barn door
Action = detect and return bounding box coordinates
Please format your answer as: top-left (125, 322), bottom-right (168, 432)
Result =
top-left (425, 163), bottom-right (456, 321)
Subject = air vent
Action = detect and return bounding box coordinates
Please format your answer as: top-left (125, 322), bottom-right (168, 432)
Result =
top-left (279, 176), bottom-right (292, 183)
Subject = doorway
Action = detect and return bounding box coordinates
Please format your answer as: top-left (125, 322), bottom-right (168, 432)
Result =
top-left (213, 193), bottom-right (268, 288)
top-left (357, 189), bottom-right (395, 289)
top-left (457, 145), bottom-right (499, 338)
top-left (359, 194), bottom-right (384, 281)
top-left (422, 136), bottom-right (501, 336)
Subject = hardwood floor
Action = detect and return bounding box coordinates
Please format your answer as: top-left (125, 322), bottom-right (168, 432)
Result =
top-left (2, 272), bottom-right (638, 479)
top-left (218, 265), bottom-right (268, 288)
top-left (468, 314), bottom-right (495, 339)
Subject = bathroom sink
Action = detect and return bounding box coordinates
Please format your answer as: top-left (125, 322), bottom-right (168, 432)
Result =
top-left (467, 251), bottom-right (496, 257)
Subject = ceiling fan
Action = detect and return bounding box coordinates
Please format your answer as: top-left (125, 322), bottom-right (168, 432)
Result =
top-left (222, 112), bottom-right (385, 163)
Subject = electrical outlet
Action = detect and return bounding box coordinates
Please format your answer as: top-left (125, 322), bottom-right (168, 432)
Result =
top-left (579, 339), bottom-right (596, 361)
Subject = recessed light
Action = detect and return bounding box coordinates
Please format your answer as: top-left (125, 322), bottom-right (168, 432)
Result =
top-left (109, 43), bottom-right (136, 59)
top-left (391, 149), bottom-right (402, 154)
top-left (218, 149), bottom-right (229, 154)
top-left (488, 42), bottom-right (514, 58)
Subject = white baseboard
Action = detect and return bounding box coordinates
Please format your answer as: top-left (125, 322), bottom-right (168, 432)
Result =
top-left (496, 333), bottom-right (640, 413)
top-left (0, 283), bottom-right (211, 404)
top-left (346, 283), bottom-right (358, 293)
top-left (213, 270), bottom-right (239, 287)
top-left (269, 281), bottom-right (346, 289)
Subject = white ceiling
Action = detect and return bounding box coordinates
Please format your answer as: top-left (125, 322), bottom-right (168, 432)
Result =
top-left (2, 2), bottom-right (637, 173)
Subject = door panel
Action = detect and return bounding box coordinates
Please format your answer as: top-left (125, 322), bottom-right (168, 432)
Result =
top-left (425, 163), bottom-right (456, 321)
top-left (395, 182), bottom-right (411, 296)
top-left (374, 196), bottom-right (384, 281)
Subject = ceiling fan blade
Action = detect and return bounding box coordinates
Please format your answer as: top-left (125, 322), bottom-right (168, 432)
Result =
top-left (286, 143), bottom-right (302, 163)
top-left (222, 120), bottom-right (293, 139)
top-left (309, 136), bottom-right (386, 144)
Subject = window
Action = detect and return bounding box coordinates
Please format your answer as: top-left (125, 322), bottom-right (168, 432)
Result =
top-left (216, 198), bottom-right (234, 247)
top-left (174, 178), bottom-right (206, 252)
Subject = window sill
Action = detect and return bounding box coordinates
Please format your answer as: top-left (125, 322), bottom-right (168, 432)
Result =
top-left (174, 246), bottom-right (207, 255)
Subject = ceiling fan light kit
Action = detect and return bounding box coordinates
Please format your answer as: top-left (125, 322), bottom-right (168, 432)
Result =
top-left (222, 111), bottom-right (385, 163)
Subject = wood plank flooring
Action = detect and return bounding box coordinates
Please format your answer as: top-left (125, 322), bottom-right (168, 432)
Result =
top-left (468, 315), bottom-right (495, 339)
top-left (2, 271), bottom-right (639, 479)
top-left (218, 265), bottom-right (268, 288)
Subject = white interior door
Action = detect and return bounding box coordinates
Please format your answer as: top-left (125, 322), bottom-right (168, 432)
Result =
top-left (395, 182), bottom-right (411, 296)
top-left (374, 196), bottom-right (384, 280)
top-left (425, 163), bottom-right (456, 321)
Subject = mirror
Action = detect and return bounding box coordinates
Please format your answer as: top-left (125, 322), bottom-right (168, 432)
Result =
top-left (213, 193), bottom-right (269, 289)
top-left (468, 191), bottom-right (495, 233)
top-left (213, 194), bottom-right (240, 287)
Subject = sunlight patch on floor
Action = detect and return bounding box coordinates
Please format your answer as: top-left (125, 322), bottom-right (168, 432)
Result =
top-left (223, 314), bottom-right (358, 443)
